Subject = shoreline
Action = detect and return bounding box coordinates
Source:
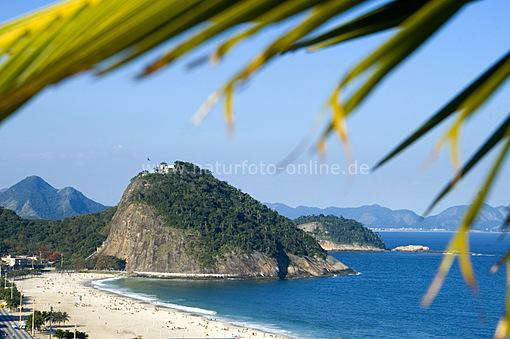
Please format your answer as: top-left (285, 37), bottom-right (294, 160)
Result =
top-left (14, 271), bottom-right (292, 339)
top-left (371, 229), bottom-right (503, 233)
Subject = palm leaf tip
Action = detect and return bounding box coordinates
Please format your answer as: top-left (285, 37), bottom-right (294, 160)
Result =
top-left (421, 251), bottom-right (455, 307)
top-left (191, 90), bottom-right (222, 125)
top-left (286, 0), bottom-right (430, 53)
top-left (489, 253), bottom-right (509, 275)
top-left (424, 114), bottom-right (510, 215)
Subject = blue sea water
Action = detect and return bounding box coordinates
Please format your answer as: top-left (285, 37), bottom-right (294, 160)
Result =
top-left (93, 232), bottom-right (510, 338)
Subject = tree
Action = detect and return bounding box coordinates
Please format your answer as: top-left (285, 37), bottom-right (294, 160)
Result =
top-left (54, 329), bottom-right (66, 339)
top-left (37, 247), bottom-right (51, 260)
top-left (26, 311), bottom-right (44, 332)
top-left (5, 297), bottom-right (18, 310)
top-left (64, 330), bottom-right (88, 339)
top-left (60, 311), bottom-right (70, 326)
top-left (41, 310), bottom-right (51, 326)
top-left (0, 283), bottom-right (21, 310)
top-left (0, 0), bottom-right (508, 336)
top-left (49, 252), bottom-right (62, 263)
top-left (54, 329), bottom-right (88, 339)
top-left (93, 256), bottom-right (126, 271)
top-left (52, 311), bottom-right (70, 326)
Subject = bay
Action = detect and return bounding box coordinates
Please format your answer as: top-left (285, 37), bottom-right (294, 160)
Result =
top-left (95, 232), bottom-right (510, 338)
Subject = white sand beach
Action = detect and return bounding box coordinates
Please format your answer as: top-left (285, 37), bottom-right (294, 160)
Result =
top-left (14, 271), bottom-right (289, 339)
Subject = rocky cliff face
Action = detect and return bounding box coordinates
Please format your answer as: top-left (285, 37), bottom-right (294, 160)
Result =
top-left (96, 178), bottom-right (354, 278)
top-left (319, 240), bottom-right (386, 252)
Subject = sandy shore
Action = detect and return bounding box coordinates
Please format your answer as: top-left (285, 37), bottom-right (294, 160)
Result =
top-left (14, 271), bottom-right (290, 339)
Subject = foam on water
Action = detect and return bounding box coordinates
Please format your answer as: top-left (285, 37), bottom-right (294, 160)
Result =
top-left (88, 232), bottom-right (510, 339)
top-left (211, 315), bottom-right (291, 338)
top-left (91, 277), bottom-right (292, 337)
top-left (91, 277), bottom-right (216, 316)
top-left (151, 300), bottom-right (217, 315)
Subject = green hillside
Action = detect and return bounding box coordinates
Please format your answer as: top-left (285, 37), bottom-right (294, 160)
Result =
top-left (131, 162), bottom-right (326, 267)
top-left (0, 206), bottom-right (116, 266)
top-left (295, 214), bottom-right (385, 249)
top-left (0, 163), bottom-right (385, 269)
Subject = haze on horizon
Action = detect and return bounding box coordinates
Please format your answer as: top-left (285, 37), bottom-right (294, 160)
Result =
top-left (0, 0), bottom-right (509, 215)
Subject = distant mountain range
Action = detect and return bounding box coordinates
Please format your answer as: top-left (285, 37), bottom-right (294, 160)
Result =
top-left (265, 203), bottom-right (509, 231)
top-left (0, 176), bottom-right (108, 219)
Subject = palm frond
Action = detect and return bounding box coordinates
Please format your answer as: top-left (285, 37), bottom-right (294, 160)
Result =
top-left (423, 125), bottom-right (510, 306)
top-left (502, 213), bottom-right (510, 234)
top-left (1, 1), bottom-right (510, 333)
top-left (329, 0), bottom-right (469, 118)
top-left (212, 0), bottom-right (329, 64)
top-left (311, 0), bottom-right (470, 158)
top-left (493, 254), bottom-right (510, 339)
top-left (192, 0), bottom-right (365, 123)
top-left (373, 50), bottom-right (510, 171)
top-left (285, 0), bottom-right (429, 52)
top-left (425, 114), bottom-right (510, 215)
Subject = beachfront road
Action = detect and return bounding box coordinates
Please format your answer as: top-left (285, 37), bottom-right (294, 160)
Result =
top-left (0, 309), bottom-right (32, 338)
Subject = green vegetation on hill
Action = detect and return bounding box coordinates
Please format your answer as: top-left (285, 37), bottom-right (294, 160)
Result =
top-left (295, 214), bottom-right (385, 249)
top-left (0, 165), bottom-right (383, 270)
top-left (132, 162), bottom-right (326, 267)
top-left (0, 206), bottom-right (116, 266)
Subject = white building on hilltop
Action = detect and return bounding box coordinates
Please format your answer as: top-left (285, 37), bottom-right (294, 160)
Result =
top-left (158, 162), bottom-right (175, 174)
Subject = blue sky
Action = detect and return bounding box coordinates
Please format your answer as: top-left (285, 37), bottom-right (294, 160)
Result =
top-left (0, 0), bottom-right (509, 214)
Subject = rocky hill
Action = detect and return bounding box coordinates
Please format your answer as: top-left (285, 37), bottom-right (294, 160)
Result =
top-left (95, 162), bottom-right (354, 278)
top-left (295, 214), bottom-right (385, 251)
top-left (267, 202), bottom-right (508, 231)
top-left (0, 176), bottom-right (108, 219)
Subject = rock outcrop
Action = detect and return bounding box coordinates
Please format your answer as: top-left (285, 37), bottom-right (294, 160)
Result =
top-left (319, 240), bottom-right (386, 252)
top-left (95, 177), bottom-right (355, 279)
top-left (295, 215), bottom-right (386, 250)
top-left (391, 245), bottom-right (430, 252)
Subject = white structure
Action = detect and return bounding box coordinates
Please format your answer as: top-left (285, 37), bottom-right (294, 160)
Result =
top-left (1, 255), bottom-right (37, 267)
top-left (158, 162), bottom-right (175, 174)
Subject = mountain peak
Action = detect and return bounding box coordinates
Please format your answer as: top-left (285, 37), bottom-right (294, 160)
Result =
top-left (15, 175), bottom-right (54, 190)
top-left (57, 186), bottom-right (78, 194)
top-left (0, 176), bottom-right (108, 219)
top-left (270, 202), bottom-right (508, 231)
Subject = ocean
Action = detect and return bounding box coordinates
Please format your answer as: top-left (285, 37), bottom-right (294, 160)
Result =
top-left (93, 232), bottom-right (510, 338)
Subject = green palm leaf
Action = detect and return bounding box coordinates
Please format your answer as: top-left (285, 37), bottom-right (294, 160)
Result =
top-left (425, 114), bottom-right (510, 215)
top-left (0, 1), bottom-right (510, 335)
top-left (212, 0), bottom-right (329, 63)
top-left (285, 0), bottom-right (429, 52)
top-left (331, 0), bottom-right (469, 117)
top-left (373, 50), bottom-right (510, 171)
top-left (423, 125), bottom-right (510, 307)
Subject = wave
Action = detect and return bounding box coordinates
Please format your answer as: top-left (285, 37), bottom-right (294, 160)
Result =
top-left (333, 272), bottom-right (361, 277)
top-left (90, 277), bottom-right (298, 337)
top-left (151, 300), bottom-right (216, 316)
top-left (91, 277), bottom-right (216, 316)
top-left (211, 315), bottom-right (295, 338)
top-left (91, 276), bottom-right (124, 288)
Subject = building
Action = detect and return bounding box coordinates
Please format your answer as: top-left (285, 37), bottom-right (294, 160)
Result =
top-left (1, 255), bottom-right (38, 267)
top-left (158, 162), bottom-right (175, 174)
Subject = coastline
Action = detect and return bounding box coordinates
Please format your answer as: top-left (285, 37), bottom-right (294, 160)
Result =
top-left (14, 271), bottom-right (291, 339)
top-left (372, 229), bottom-right (503, 233)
